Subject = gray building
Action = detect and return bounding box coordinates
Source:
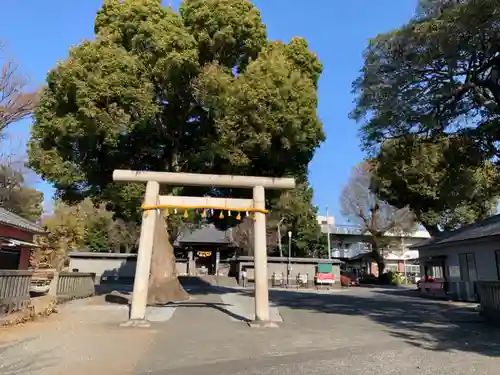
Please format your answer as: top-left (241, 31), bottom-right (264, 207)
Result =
top-left (317, 215), bottom-right (429, 277)
top-left (412, 214), bottom-right (500, 301)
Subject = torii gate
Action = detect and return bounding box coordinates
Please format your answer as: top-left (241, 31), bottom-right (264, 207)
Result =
top-left (112, 170), bottom-right (295, 326)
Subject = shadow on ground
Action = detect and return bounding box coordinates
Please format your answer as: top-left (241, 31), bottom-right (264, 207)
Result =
top-left (97, 278), bottom-right (251, 322)
top-left (0, 337), bottom-right (59, 375)
top-left (179, 277), bottom-right (500, 357)
top-left (167, 301), bottom-right (250, 322)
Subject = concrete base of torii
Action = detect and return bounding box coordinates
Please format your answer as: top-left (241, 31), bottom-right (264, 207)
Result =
top-left (119, 319), bottom-right (151, 328)
top-left (247, 320), bottom-right (280, 328)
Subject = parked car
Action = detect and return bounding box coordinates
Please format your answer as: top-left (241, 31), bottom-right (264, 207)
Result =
top-left (340, 271), bottom-right (360, 286)
top-left (29, 268), bottom-right (55, 296)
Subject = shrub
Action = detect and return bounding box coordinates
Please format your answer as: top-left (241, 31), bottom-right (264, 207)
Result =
top-left (378, 272), bottom-right (392, 285)
top-left (359, 273), bottom-right (378, 284)
top-left (379, 271), bottom-right (404, 285)
top-left (391, 272), bottom-right (405, 285)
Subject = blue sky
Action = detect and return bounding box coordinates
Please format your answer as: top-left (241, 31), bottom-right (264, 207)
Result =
top-left (0, 0), bottom-right (417, 223)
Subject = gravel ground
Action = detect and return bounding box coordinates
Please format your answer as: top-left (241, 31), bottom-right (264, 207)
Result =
top-left (1, 285), bottom-right (499, 375)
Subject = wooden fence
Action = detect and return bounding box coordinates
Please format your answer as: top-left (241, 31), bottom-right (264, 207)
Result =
top-left (0, 270), bottom-right (96, 317)
top-left (0, 270), bottom-right (33, 316)
top-left (57, 272), bottom-right (96, 300)
top-left (477, 281), bottom-right (500, 323)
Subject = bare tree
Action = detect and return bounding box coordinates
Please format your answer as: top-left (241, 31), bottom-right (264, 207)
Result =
top-left (231, 217), bottom-right (278, 256)
top-left (0, 42), bottom-right (37, 135)
top-left (340, 163), bottom-right (416, 275)
top-left (0, 43), bottom-right (40, 216)
top-left (108, 218), bottom-right (140, 253)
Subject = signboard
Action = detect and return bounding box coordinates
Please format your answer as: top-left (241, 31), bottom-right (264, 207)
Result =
top-left (197, 251), bottom-right (212, 258)
top-left (316, 273), bottom-right (335, 284)
top-left (316, 273), bottom-right (334, 281)
top-left (317, 264), bottom-right (333, 273)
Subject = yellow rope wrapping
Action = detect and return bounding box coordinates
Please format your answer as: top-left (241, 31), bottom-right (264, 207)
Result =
top-left (141, 204), bottom-right (269, 214)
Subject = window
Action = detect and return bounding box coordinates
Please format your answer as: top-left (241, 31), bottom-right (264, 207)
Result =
top-left (459, 252), bottom-right (477, 282)
top-left (404, 264), bottom-right (420, 276)
top-left (386, 264), bottom-right (398, 272)
top-left (431, 266), bottom-right (444, 279)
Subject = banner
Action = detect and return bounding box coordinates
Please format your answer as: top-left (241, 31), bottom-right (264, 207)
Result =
top-left (316, 273), bottom-right (335, 281)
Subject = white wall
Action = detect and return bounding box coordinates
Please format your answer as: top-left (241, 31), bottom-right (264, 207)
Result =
top-left (69, 256), bottom-right (188, 282)
top-left (317, 215), bottom-right (335, 226)
top-left (419, 240), bottom-right (500, 282)
top-left (70, 257), bottom-right (136, 278)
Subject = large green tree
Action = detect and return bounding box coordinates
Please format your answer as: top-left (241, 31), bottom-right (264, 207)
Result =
top-left (351, 0), bottom-right (500, 149)
top-left (28, 0), bottom-right (324, 302)
top-left (351, 0), bottom-right (500, 231)
top-left (371, 135), bottom-right (499, 235)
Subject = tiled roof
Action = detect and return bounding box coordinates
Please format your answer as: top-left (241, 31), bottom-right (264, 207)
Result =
top-left (412, 214), bottom-right (500, 249)
top-left (175, 224), bottom-right (234, 246)
top-left (0, 207), bottom-right (45, 234)
top-left (0, 236), bottom-right (39, 248)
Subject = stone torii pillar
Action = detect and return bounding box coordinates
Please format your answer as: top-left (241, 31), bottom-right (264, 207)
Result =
top-left (112, 170), bottom-right (295, 326)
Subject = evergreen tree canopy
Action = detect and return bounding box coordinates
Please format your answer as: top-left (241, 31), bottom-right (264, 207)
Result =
top-left (352, 0), bottom-right (500, 231)
top-left (28, 0), bottom-right (325, 222)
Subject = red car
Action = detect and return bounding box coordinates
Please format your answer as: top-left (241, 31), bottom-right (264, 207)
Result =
top-left (340, 271), bottom-right (360, 286)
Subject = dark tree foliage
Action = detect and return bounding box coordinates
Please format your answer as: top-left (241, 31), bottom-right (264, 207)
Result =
top-left (352, 0), bottom-right (500, 231)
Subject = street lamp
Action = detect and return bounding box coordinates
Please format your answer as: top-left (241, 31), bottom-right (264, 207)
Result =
top-left (326, 206), bottom-right (331, 259)
top-left (287, 231), bottom-right (292, 258)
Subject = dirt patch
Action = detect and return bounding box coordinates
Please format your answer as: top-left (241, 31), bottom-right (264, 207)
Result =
top-left (0, 296), bottom-right (58, 328)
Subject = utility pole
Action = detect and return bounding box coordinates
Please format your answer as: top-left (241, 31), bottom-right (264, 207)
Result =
top-left (326, 206), bottom-right (331, 259)
top-left (277, 217), bottom-right (285, 258)
top-left (287, 231), bottom-right (292, 287)
top-left (402, 237), bottom-right (407, 282)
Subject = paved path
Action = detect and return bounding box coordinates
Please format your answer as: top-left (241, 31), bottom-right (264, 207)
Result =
top-left (1, 284), bottom-right (499, 375)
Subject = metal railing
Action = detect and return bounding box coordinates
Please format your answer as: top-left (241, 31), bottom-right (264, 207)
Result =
top-left (0, 270), bottom-right (33, 316)
top-left (476, 281), bottom-right (500, 321)
top-left (57, 272), bottom-right (95, 299)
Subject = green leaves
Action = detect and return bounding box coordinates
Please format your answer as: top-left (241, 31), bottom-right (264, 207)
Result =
top-left (193, 43), bottom-right (324, 178)
top-left (28, 0), bottom-right (325, 223)
top-left (180, 0), bottom-right (267, 70)
top-left (40, 198), bottom-right (140, 256)
top-left (352, 0), bottom-right (500, 233)
top-left (371, 135), bottom-right (499, 233)
top-left (352, 0), bottom-right (500, 149)
top-left (271, 183), bottom-right (325, 258)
